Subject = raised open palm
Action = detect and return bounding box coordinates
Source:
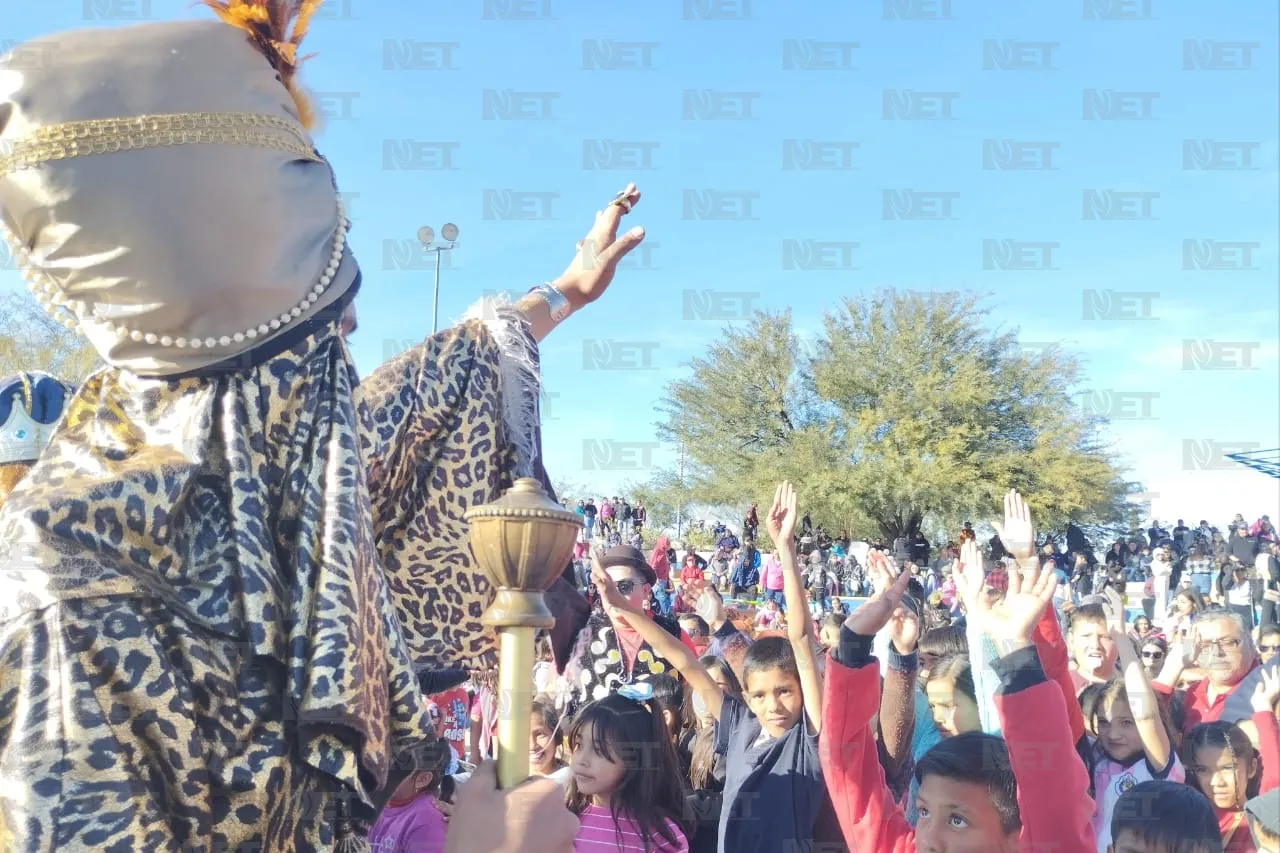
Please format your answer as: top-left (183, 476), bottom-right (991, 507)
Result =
top-left (991, 489), bottom-right (1036, 563)
top-left (973, 562), bottom-right (1056, 646)
top-left (953, 538), bottom-right (986, 614)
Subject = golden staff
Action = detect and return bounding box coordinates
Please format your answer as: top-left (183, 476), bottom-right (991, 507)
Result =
top-left (465, 478), bottom-right (581, 788)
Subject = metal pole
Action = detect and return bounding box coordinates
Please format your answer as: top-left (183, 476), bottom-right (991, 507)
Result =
top-left (431, 248), bottom-right (441, 335)
top-left (676, 438), bottom-right (685, 539)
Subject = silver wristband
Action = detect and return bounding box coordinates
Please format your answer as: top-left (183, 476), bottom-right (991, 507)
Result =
top-left (527, 283), bottom-right (573, 323)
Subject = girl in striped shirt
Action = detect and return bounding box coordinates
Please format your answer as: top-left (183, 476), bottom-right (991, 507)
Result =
top-left (566, 687), bottom-right (690, 853)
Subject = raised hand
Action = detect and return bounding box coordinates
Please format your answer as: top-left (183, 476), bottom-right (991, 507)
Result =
top-left (991, 489), bottom-right (1036, 563)
top-left (765, 482), bottom-right (799, 545)
top-left (973, 562), bottom-right (1056, 651)
top-left (953, 539), bottom-right (986, 614)
top-left (887, 600), bottom-right (920, 654)
top-left (866, 549), bottom-right (896, 596)
top-left (554, 184), bottom-right (644, 310)
top-left (590, 548), bottom-right (642, 628)
top-left (695, 584), bottom-right (725, 627)
top-left (845, 570), bottom-right (912, 638)
top-left (1252, 666), bottom-right (1280, 714)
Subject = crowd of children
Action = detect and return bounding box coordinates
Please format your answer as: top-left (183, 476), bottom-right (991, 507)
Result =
top-left (377, 486), bottom-right (1279, 853)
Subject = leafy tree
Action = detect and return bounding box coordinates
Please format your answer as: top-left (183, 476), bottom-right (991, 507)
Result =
top-left (0, 292), bottom-right (101, 383)
top-left (646, 290), bottom-right (1137, 545)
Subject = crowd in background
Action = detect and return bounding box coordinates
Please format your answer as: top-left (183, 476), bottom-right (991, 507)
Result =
top-left (390, 491), bottom-right (1280, 853)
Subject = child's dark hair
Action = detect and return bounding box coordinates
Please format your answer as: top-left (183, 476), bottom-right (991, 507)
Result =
top-left (1077, 681), bottom-right (1109, 738)
top-left (820, 612), bottom-right (844, 632)
top-left (915, 732), bottom-right (1019, 835)
top-left (926, 654), bottom-right (976, 706)
top-left (401, 737), bottom-right (451, 797)
top-left (566, 693), bottom-right (688, 852)
top-left (742, 636), bottom-right (800, 689)
top-left (1183, 721), bottom-right (1261, 804)
top-left (1111, 779), bottom-right (1223, 853)
top-left (649, 674), bottom-right (685, 740)
top-left (919, 626), bottom-right (967, 661)
top-left (689, 656), bottom-right (741, 790)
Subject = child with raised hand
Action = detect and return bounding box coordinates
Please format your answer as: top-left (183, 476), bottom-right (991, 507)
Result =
top-left (590, 481), bottom-right (828, 853)
top-left (1088, 628), bottom-right (1184, 853)
top-left (820, 489), bottom-right (1094, 853)
top-left (566, 687), bottom-right (689, 853)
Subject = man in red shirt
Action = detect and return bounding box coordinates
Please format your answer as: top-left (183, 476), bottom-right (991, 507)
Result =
top-left (1155, 607), bottom-right (1267, 735)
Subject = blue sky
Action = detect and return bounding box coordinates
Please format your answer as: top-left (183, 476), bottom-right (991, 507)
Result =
top-left (3, 0), bottom-right (1277, 528)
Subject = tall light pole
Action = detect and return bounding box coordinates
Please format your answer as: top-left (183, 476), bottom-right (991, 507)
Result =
top-left (417, 223), bottom-right (459, 335)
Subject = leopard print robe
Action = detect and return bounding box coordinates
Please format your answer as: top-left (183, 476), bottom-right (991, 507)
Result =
top-left (0, 307), bottom-right (547, 852)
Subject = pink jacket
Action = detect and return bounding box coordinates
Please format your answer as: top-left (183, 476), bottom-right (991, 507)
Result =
top-left (761, 557), bottom-right (784, 591)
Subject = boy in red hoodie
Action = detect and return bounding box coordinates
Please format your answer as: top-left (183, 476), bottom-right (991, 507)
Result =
top-left (820, 558), bottom-right (1095, 853)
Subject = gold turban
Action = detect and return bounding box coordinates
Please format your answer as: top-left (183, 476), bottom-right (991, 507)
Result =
top-left (0, 9), bottom-right (357, 377)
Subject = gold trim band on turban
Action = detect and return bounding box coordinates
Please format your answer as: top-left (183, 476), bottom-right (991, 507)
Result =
top-left (0, 112), bottom-right (321, 176)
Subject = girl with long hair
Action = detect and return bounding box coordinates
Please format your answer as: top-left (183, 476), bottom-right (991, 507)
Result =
top-left (566, 690), bottom-right (690, 853)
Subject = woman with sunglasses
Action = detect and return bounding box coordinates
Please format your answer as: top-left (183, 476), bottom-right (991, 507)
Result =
top-left (1259, 626), bottom-right (1280, 666)
top-left (1140, 636), bottom-right (1170, 681)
